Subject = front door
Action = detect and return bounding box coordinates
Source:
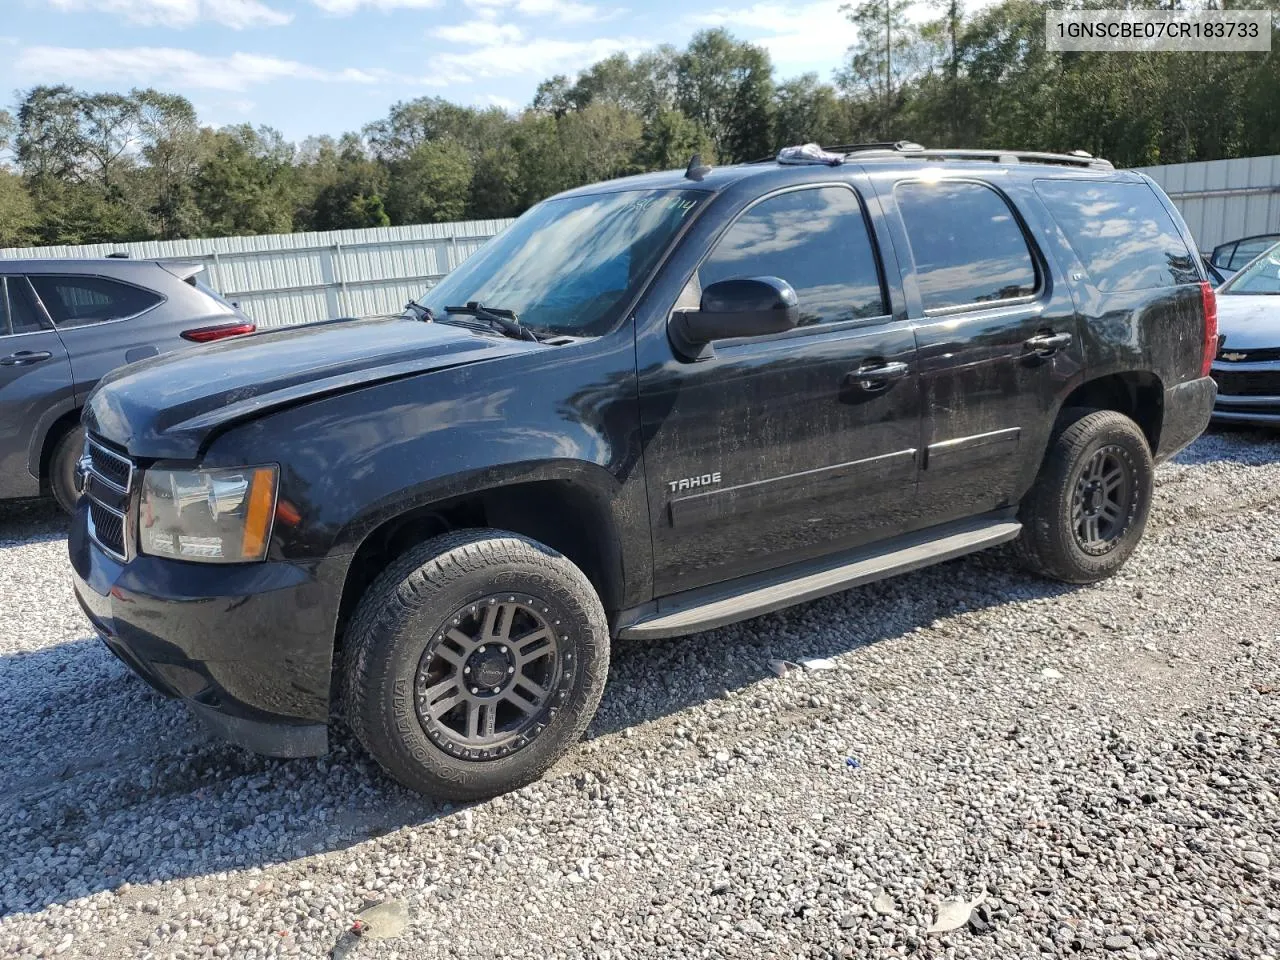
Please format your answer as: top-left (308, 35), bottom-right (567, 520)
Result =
top-left (875, 177), bottom-right (1084, 525)
top-left (637, 179), bottom-right (922, 597)
top-left (0, 276), bottom-right (73, 499)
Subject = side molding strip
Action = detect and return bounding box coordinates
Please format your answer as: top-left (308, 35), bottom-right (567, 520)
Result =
top-left (617, 512), bottom-right (1022, 640)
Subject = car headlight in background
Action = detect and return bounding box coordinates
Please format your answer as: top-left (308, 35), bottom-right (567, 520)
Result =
top-left (140, 465), bottom-right (278, 563)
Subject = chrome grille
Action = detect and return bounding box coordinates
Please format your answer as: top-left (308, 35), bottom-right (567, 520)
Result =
top-left (84, 435), bottom-right (134, 561)
top-left (87, 439), bottom-right (133, 493)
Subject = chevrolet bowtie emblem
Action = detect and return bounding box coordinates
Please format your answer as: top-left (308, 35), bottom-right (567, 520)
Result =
top-left (1220, 352), bottom-right (1248, 362)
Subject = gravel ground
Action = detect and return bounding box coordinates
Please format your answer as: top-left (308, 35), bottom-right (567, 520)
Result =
top-left (1, 426), bottom-right (1278, 960)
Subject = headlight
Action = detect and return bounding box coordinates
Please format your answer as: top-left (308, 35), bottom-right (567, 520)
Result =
top-left (139, 465), bottom-right (279, 563)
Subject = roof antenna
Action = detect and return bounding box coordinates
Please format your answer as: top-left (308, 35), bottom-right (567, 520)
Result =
top-left (684, 153), bottom-right (712, 182)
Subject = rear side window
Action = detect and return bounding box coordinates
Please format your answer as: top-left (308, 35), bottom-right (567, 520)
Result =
top-left (29, 274), bottom-right (163, 328)
top-left (1034, 179), bottom-right (1198, 292)
top-left (1, 276), bottom-right (50, 336)
top-left (894, 180), bottom-right (1038, 312)
top-left (698, 185), bottom-right (887, 328)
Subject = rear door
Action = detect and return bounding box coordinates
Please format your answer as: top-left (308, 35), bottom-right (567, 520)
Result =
top-left (874, 176), bottom-right (1084, 526)
top-left (637, 177), bottom-right (922, 596)
top-left (26, 272), bottom-right (165, 400)
top-left (0, 276), bottom-right (73, 499)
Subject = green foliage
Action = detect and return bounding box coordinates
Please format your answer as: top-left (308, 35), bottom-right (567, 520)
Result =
top-left (5, 8), bottom-right (1280, 247)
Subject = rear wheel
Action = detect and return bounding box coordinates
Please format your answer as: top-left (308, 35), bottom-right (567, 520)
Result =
top-left (1015, 409), bottom-right (1154, 583)
top-left (343, 529), bottom-right (609, 800)
top-left (49, 425), bottom-right (85, 516)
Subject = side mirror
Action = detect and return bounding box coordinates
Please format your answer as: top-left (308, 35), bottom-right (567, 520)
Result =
top-left (669, 276), bottom-right (799, 360)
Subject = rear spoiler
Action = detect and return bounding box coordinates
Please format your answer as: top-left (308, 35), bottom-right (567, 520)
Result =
top-left (159, 261), bottom-right (206, 282)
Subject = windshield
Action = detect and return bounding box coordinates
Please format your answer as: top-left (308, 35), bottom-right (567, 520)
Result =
top-left (417, 188), bottom-right (705, 338)
top-left (1221, 241), bottom-right (1280, 295)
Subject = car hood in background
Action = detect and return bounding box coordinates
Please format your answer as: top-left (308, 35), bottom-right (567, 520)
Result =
top-left (85, 317), bottom-right (537, 459)
top-left (1216, 294), bottom-right (1280, 351)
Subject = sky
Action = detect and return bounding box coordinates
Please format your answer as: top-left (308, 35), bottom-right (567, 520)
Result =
top-left (0, 0), bottom-right (873, 141)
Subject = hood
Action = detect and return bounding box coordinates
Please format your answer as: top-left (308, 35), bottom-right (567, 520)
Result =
top-left (85, 316), bottom-right (536, 459)
top-left (1216, 294), bottom-right (1280, 350)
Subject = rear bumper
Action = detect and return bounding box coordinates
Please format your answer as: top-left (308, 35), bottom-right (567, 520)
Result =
top-left (69, 499), bottom-right (345, 757)
top-left (1155, 376), bottom-right (1217, 462)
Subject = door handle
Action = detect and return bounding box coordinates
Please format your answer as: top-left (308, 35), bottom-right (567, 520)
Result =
top-left (0, 350), bottom-right (53, 366)
top-left (1023, 332), bottom-right (1073, 355)
top-left (846, 360), bottom-right (910, 389)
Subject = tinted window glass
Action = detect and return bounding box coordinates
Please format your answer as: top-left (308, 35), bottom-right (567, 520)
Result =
top-left (29, 274), bottom-right (162, 328)
top-left (2, 277), bottom-right (49, 335)
top-left (895, 181), bottom-right (1037, 311)
top-left (1034, 179), bottom-right (1198, 292)
top-left (697, 186), bottom-right (886, 328)
top-left (1227, 237), bottom-right (1278, 270)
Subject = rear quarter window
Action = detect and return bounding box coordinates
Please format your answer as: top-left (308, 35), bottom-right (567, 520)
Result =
top-left (1033, 179), bottom-right (1198, 292)
top-left (29, 274), bottom-right (164, 328)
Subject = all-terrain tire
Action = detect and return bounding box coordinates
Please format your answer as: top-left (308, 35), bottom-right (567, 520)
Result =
top-left (342, 529), bottom-right (610, 801)
top-left (1014, 408), bottom-right (1154, 584)
top-left (50, 425), bottom-right (85, 516)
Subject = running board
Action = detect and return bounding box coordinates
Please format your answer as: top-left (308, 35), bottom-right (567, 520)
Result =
top-left (616, 514), bottom-right (1022, 640)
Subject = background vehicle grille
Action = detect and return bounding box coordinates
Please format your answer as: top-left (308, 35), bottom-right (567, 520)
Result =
top-left (1214, 370), bottom-right (1280, 398)
top-left (85, 436), bottom-right (134, 561)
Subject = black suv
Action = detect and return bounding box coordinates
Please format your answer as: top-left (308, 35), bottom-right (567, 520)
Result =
top-left (69, 145), bottom-right (1218, 800)
top-left (0, 259), bottom-right (253, 512)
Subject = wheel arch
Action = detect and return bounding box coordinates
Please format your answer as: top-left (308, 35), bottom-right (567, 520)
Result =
top-left (1055, 370), bottom-right (1165, 451)
top-left (333, 467), bottom-right (629, 656)
top-left (31, 401), bottom-right (83, 491)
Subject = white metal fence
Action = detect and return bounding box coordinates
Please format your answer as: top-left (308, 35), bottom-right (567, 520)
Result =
top-left (0, 219), bottom-right (515, 329)
top-left (1133, 154), bottom-right (1280, 253)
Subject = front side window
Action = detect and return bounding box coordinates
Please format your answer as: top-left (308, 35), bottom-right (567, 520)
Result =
top-left (418, 188), bottom-right (706, 338)
top-left (1034, 179), bottom-right (1198, 292)
top-left (1221, 241), bottom-right (1280, 295)
top-left (895, 180), bottom-right (1038, 312)
top-left (1, 276), bottom-right (50, 336)
top-left (29, 275), bottom-right (163, 328)
top-left (695, 186), bottom-right (887, 328)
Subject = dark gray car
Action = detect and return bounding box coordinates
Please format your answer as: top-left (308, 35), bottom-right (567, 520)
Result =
top-left (0, 258), bottom-right (253, 512)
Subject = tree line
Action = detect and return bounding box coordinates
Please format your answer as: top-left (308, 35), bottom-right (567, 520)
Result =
top-left (1, 0), bottom-right (1277, 249)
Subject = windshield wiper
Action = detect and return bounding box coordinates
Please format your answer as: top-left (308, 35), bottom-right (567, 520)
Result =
top-left (404, 298), bottom-right (435, 322)
top-left (443, 301), bottom-right (543, 342)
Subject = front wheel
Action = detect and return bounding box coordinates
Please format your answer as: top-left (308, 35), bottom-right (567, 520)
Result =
top-left (343, 529), bottom-right (610, 800)
top-left (1015, 409), bottom-right (1154, 583)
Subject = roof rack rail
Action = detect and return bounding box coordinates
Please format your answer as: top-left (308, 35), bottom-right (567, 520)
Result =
top-left (749, 140), bottom-right (924, 164)
top-left (902, 147), bottom-right (1114, 170)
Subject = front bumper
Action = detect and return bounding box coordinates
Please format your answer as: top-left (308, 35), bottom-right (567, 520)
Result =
top-left (1210, 360), bottom-right (1280, 426)
top-left (69, 499), bottom-right (346, 757)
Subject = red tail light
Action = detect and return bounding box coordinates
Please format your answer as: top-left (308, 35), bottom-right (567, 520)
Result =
top-left (1199, 281), bottom-right (1218, 377)
top-left (181, 322), bottom-right (256, 343)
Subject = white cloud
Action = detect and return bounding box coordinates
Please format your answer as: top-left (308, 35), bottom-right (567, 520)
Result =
top-left (464, 0), bottom-right (618, 25)
top-left (15, 46), bottom-right (399, 93)
top-left (687, 2), bottom-right (857, 76)
top-left (431, 35), bottom-right (645, 80)
top-left (310, 0), bottom-right (442, 13)
top-left (432, 19), bottom-right (523, 45)
top-left (48, 0), bottom-right (292, 30)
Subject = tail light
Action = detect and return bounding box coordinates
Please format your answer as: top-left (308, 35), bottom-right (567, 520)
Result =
top-left (181, 322), bottom-right (256, 343)
top-left (1199, 281), bottom-right (1218, 377)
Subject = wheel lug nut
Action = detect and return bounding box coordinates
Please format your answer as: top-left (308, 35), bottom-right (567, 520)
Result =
top-left (478, 645), bottom-right (486, 653)
top-left (499, 645), bottom-right (507, 654)
top-left (507, 666), bottom-right (515, 674)
top-left (464, 666), bottom-right (471, 674)
top-left (491, 687), bottom-right (500, 694)
top-left (471, 687), bottom-right (480, 695)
